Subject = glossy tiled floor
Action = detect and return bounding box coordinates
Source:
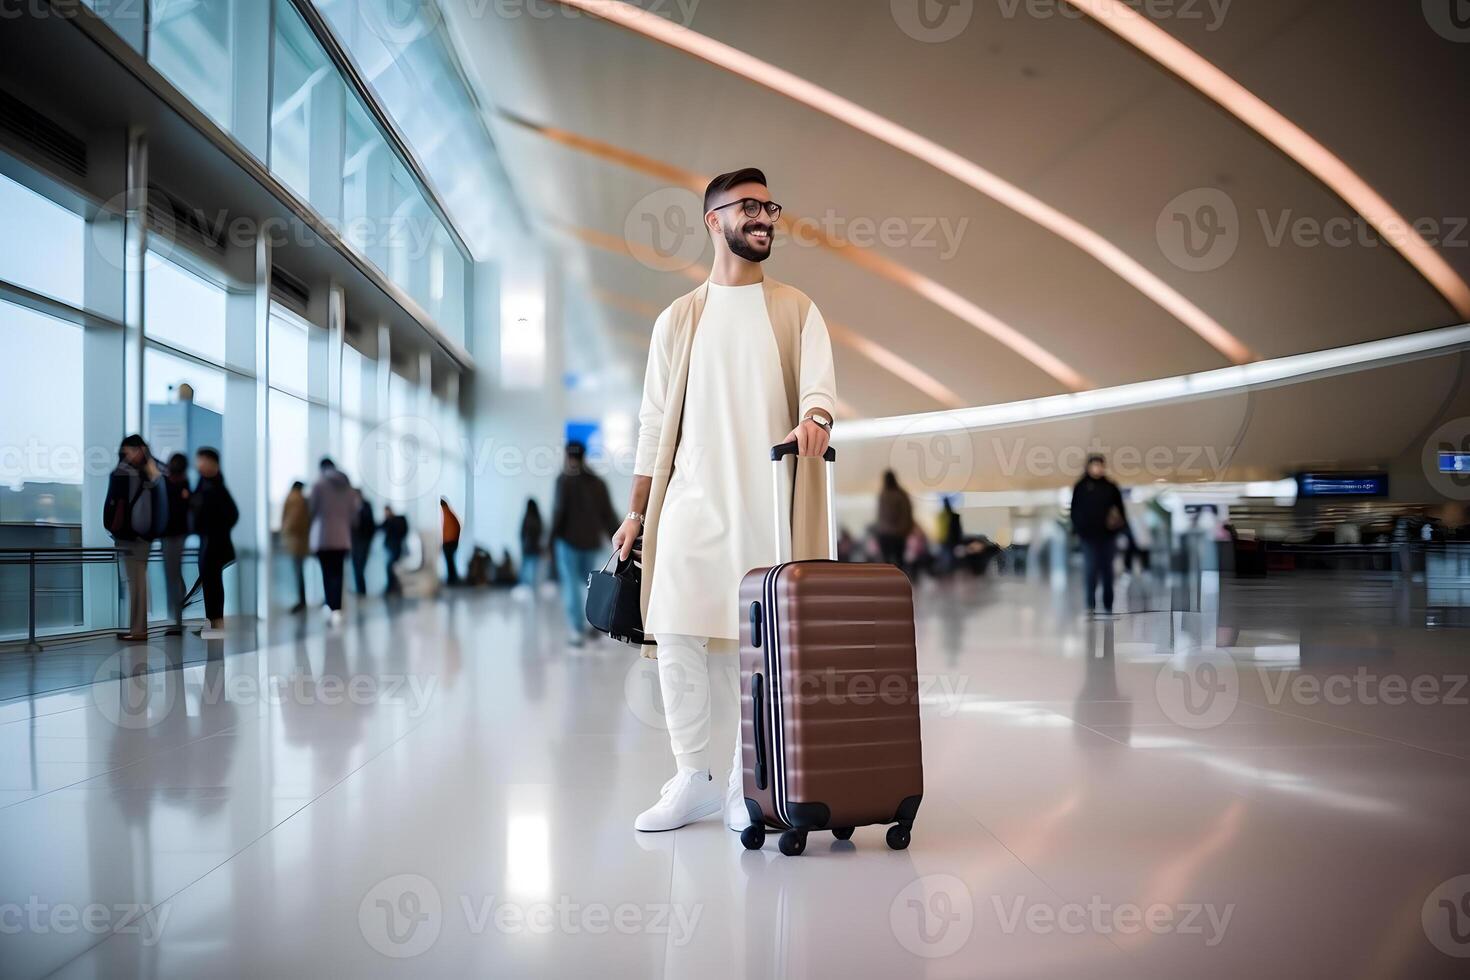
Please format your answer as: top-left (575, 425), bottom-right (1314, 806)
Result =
top-left (3, 572), bottom-right (1469, 978)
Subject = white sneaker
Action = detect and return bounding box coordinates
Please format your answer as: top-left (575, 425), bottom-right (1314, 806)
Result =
top-left (725, 762), bottom-right (747, 831)
top-left (329, 610), bottom-right (344, 627)
top-left (634, 767), bottom-right (719, 832)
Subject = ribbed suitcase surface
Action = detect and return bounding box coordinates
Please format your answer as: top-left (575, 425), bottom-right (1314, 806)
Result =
top-left (739, 560), bottom-right (924, 840)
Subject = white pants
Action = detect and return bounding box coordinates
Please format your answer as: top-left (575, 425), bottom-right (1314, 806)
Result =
top-left (657, 634), bottom-right (741, 776)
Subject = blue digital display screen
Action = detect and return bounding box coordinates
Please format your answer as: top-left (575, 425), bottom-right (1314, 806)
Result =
top-left (1296, 473), bottom-right (1389, 497)
top-left (1440, 452), bottom-right (1470, 475)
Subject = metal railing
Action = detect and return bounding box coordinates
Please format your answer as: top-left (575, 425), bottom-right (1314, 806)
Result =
top-left (0, 545), bottom-right (204, 652)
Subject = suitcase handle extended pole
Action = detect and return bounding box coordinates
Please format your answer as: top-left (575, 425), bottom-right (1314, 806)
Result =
top-left (770, 442), bottom-right (838, 564)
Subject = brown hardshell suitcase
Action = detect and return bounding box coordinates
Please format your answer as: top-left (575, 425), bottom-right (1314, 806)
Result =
top-left (738, 443), bottom-right (924, 855)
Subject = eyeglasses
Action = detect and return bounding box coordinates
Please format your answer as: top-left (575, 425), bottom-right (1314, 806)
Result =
top-left (708, 198), bottom-right (782, 221)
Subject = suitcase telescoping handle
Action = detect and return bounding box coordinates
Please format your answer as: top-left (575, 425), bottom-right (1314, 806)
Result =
top-left (769, 442), bottom-right (838, 564)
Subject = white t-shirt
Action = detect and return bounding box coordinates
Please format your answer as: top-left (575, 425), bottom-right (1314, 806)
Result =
top-left (634, 280), bottom-right (836, 640)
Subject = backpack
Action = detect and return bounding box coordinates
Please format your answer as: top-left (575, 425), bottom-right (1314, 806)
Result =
top-left (131, 476), bottom-right (169, 540)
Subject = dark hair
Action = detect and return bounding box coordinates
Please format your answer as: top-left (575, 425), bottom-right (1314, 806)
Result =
top-left (291, 480), bottom-right (305, 491)
top-left (167, 453), bottom-right (188, 475)
top-left (703, 167), bottom-right (767, 215)
top-left (1087, 454), bottom-right (1106, 467)
top-left (196, 446), bottom-right (220, 463)
top-left (320, 457), bottom-right (336, 470)
top-left (883, 469), bottom-right (901, 491)
top-left (525, 498), bottom-right (541, 518)
top-left (566, 440), bottom-right (586, 460)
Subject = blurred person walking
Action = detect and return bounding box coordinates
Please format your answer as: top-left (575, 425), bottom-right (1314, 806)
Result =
top-left (939, 496), bottom-right (963, 575)
top-left (550, 441), bottom-right (618, 647)
top-left (876, 470), bottom-right (915, 573)
top-left (381, 506), bottom-right (409, 596)
top-left (1070, 454), bottom-right (1127, 616)
top-left (191, 447), bottom-right (238, 639)
top-left (103, 434), bottom-right (167, 642)
top-left (440, 498), bottom-right (462, 586)
top-left (161, 453), bottom-right (192, 635)
top-left (309, 458), bottom-right (355, 624)
top-left (351, 493), bottom-right (377, 595)
top-left (281, 481), bottom-right (310, 613)
top-left (519, 498), bottom-right (544, 590)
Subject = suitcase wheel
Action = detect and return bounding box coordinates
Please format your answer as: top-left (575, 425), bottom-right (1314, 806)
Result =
top-left (886, 824), bottom-right (912, 851)
top-left (740, 824), bottom-right (766, 850)
top-left (778, 830), bottom-right (807, 856)
top-left (832, 826), bottom-right (855, 841)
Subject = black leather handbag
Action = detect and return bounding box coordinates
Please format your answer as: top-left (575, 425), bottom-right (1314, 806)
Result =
top-left (585, 549), bottom-right (654, 646)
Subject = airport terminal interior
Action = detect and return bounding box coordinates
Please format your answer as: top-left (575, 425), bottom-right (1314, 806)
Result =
top-left (2, 1), bottom-right (1470, 977)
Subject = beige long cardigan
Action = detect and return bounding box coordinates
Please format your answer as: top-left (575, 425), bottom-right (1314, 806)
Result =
top-left (638, 277), bottom-right (835, 654)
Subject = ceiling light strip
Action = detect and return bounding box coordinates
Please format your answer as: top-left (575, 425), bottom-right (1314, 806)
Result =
top-left (1063, 0), bottom-right (1470, 319)
top-left (554, 0), bottom-right (1254, 365)
top-left (838, 322), bottom-right (1470, 441)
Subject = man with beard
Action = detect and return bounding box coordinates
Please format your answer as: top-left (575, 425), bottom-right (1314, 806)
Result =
top-left (614, 168), bottom-right (837, 833)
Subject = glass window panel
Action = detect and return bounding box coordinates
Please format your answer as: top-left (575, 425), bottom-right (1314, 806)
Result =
top-left (268, 389), bottom-right (310, 531)
top-left (342, 341), bottom-right (365, 419)
top-left (271, 0), bottom-right (344, 216)
top-left (150, 0), bottom-right (234, 132)
top-left (341, 415), bottom-right (364, 486)
top-left (432, 221), bottom-right (466, 344)
top-left (342, 96), bottom-right (388, 258)
top-left (387, 165), bottom-right (425, 293)
top-left (143, 347), bottom-right (227, 417)
top-left (144, 251), bottom-right (228, 363)
top-left (0, 173), bottom-right (85, 309)
top-left (388, 369), bottom-right (412, 426)
top-left (268, 307), bottom-right (311, 398)
top-left (0, 302), bottom-right (84, 524)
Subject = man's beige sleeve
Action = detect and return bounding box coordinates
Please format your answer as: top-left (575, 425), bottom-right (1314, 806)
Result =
top-left (633, 306), bottom-right (673, 478)
top-left (799, 303), bottom-right (837, 421)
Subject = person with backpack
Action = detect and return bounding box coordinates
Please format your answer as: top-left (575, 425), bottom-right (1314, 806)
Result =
top-left (102, 434), bottom-right (167, 642)
top-left (191, 447), bottom-right (238, 639)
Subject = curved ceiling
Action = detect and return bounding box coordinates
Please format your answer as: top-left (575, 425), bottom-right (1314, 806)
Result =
top-left (439, 0), bottom-right (1470, 422)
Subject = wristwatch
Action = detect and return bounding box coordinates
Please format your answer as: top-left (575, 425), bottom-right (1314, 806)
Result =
top-left (804, 413), bottom-right (833, 432)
